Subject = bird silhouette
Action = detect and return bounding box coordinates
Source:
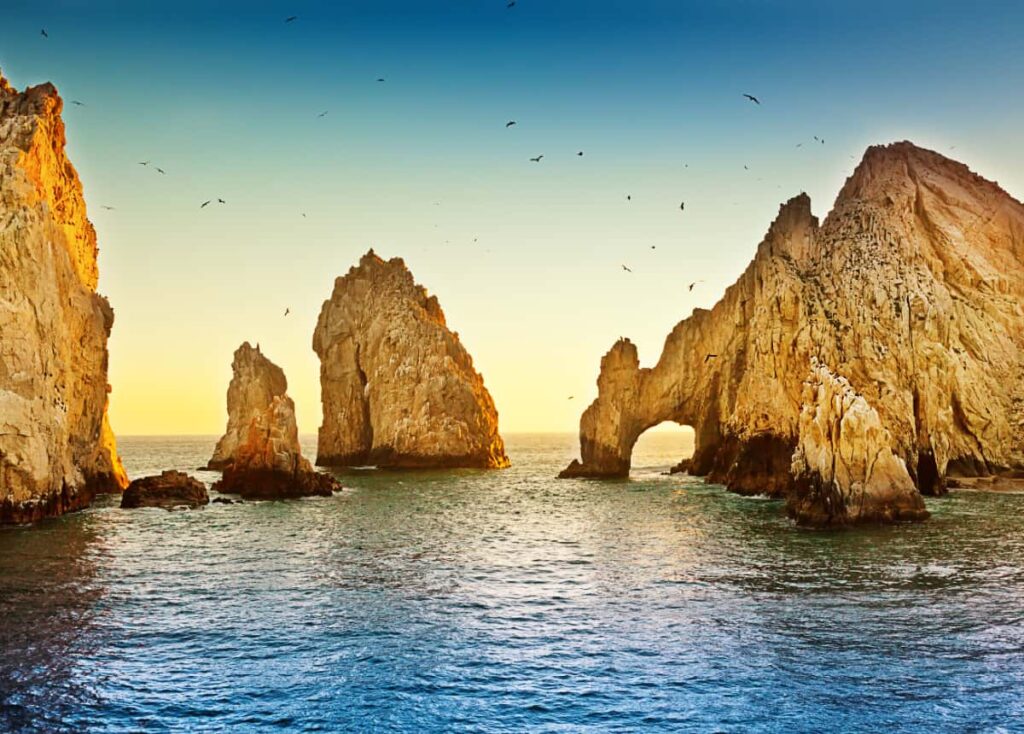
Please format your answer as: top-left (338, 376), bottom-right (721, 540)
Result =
top-left (680, 201), bottom-right (685, 211)
top-left (704, 354), bottom-right (718, 363)
top-left (742, 93), bottom-right (760, 105)
top-left (529, 155), bottom-right (543, 162)
top-left (218, 198), bottom-right (226, 204)
top-left (743, 165), bottom-right (749, 170)
top-left (568, 396), bottom-right (574, 400)
top-left (101, 205), bottom-right (115, 211)
top-left (301, 213), bottom-right (307, 218)
top-left (577, 151), bottom-right (584, 156)
top-left (622, 265), bottom-right (633, 273)
top-left (317, 111), bottom-right (328, 118)
top-left (200, 201), bottom-right (211, 209)
top-left (688, 280), bottom-right (702, 291)
top-left (71, 100), bottom-right (85, 107)
top-left (285, 16), bottom-right (298, 23)
top-left (377, 78), bottom-right (386, 82)
top-left (650, 245), bottom-right (656, 250)
top-left (506, 120), bottom-right (517, 128)
top-left (507, 0), bottom-right (516, 7)
top-left (138, 161), bottom-right (150, 166)
top-left (40, 29), bottom-right (48, 38)
top-left (155, 167), bottom-right (166, 175)
top-left (284, 308), bottom-right (290, 316)
top-left (626, 195), bottom-right (632, 201)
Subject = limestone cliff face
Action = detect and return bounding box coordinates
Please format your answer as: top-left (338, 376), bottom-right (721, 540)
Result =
top-left (313, 250), bottom-right (509, 469)
top-left (208, 342), bottom-right (288, 469)
top-left (0, 71), bottom-right (127, 523)
top-left (789, 359), bottom-right (928, 526)
top-left (562, 142), bottom-right (1024, 523)
top-left (211, 343), bottom-right (338, 499)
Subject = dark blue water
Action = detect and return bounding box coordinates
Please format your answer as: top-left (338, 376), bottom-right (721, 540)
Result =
top-left (1, 434), bottom-right (1023, 733)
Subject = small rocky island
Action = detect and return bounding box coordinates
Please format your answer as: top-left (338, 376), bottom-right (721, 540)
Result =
top-left (210, 343), bottom-right (339, 500)
top-left (312, 250), bottom-right (510, 469)
top-left (121, 471), bottom-right (209, 510)
top-left (561, 142), bottom-right (1024, 526)
top-left (0, 71), bottom-right (127, 524)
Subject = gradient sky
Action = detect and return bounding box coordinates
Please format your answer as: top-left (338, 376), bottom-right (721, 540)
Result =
top-left (2, 0), bottom-right (1023, 435)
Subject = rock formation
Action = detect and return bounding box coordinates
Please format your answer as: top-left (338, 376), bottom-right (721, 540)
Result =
top-left (210, 343), bottom-right (339, 499)
top-left (788, 359), bottom-right (928, 525)
top-left (121, 471), bottom-right (209, 510)
top-left (313, 250), bottom-right (509, 469)
top-left (0, 71), bottom-right (127, 524)
top-left (207, 342), bottom-right (287, 470)
top-left (562, 142), bottom-right (1024, 525)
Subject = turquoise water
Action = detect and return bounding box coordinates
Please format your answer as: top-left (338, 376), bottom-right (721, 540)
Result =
top-left (1, 433), bottom-right (1023, 733)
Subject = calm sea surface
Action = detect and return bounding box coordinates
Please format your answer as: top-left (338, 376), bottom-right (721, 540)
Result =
top-left (1, 433), bottom-right (1023, 733)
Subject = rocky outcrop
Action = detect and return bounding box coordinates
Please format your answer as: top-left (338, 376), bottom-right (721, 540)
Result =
top-left (121, 471), bottom-right (209, 510)
top-left (312, 250), bottom-right (509, 469)
top-left (0, 71), bottom-right (127, 524)
top-left (562, 142), bottom-right (1024, 524)
top-left (210, 344), bottom-right (339, 500)
top-left (207, 342), bottom-right (287, 470)
top-left (788, 359), bottom-right (928, 526)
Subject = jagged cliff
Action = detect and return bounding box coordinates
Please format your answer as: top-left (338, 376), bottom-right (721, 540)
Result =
top-left (313, 250), bottom-right (509, 469)
top-left (0, 71), bottom-right (127, 523)
top-left (562, 142), bottom-right (1024, 524)
top-left (208, 342), bottom-right (288, 470)
top-left (211, 343), bottom-right (338, 499)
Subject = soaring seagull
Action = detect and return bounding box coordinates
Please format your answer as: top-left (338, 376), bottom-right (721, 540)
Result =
top-left (506, 120), bottom-right (517, 128)
top-left (742, 93), bottom-right (760, 105)
top-left (200, 201), bottom-right (211, 209)
top-left (529, 155), bottom-right (543, 162)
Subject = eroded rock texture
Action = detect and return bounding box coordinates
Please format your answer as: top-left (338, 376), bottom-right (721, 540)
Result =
top-left (313, 250), bottom-right (509, 469)
top-left (121, 471), bottom-right (209, 510)
top-left (563, 142), bottom-right (1024, 524)
top-left (207, 342), bottom-right (287, 470)
top-left (789, 359), bottom-right (928, 526)
top-left (0, 71), bottom-right (127, 523)
top-left (211, 343), bottom-right (338, 500)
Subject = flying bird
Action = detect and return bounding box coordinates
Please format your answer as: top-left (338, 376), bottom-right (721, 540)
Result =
top-left (650, 245), bottom-right (656, 250)
top-left (622, 265), bottom-right (633, 273)
top-left (680, 201), bottom-right (685, 211)
top-left (138, 161), bottom-right (150, 166)
top-left (577, 151), bottom-right (584, 156)
top-left (529, 155), bottom-right (543, 162)
top-left (301, 213), bottom-right (307, 218)
top-left (742, 93), bottom-right (760, 105)
top-left (626, 195), bottom-right (632, 201)
top-left (155, 167), bottom-right (166, 174)
top-left (507, 0), bottom-right (516, 7)
top-left (285, 16), bottom-right (298, 23)
top-left (317, 111), bottom-right (328, 118)
top-left (201, 200), bottom-right (211, 209)
top-left (377, 78), bottom-right (386, 82)
top-left (506, 120), bottom-right (516, 128)
top-left (40, 29), bottom-right (48, 38)
top-left (688, 280), bottom-right (702, 291)
top-left (284, 308), bottom-right (290, 316)
top-left (704, 354), bottom-right (718, 363)
top-left (568, 396), bottom-right (574, 400)
top-left (218, 198), bottom-right (226, 204)
top-left (71, 100), bottom-right (85, 107)
top-left (101, 205), bottom-right (115, 210)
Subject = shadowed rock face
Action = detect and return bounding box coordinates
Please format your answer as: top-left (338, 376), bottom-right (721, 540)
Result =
top-left (312, 250), bottom-right (509, 469)
top-left (210, 344), bottom-right (339, 500)
top-left (207, 342), bottom-right (288, 470)
top-left (121, 471), bottom-right (209, 510)
top-left (0, 71), bottom-right (127, 524)
top-left (562, 142), bottom-right (1024, 525)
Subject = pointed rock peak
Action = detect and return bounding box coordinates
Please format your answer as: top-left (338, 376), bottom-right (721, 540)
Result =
top-left (0, 70), bottom-right (14, 96)
top-left (761, 192), bottom-right (818, 262)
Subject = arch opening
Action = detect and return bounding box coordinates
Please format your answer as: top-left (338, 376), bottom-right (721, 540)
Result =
top-left (630, 421), bottom-right (695, 475)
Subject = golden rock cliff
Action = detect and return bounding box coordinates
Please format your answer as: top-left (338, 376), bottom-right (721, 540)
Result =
top-left (212, 342), bottom-right (338, 499)
top-left (313, 250), bottom-right (509, 469)
top-left (562, 142), bottom-right (1024, 525)
top-left (0, 71), bottom-right (127, 523)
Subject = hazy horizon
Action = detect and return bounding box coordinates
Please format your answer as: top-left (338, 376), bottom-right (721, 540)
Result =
top-left (3, 0), bottom-right (1023, 436)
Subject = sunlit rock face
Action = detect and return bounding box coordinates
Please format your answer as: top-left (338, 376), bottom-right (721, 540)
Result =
top-left (208, 342), bottom-right (288, 470)
top-left (562, 142), bottom-right (1024, 525)
top-left (0, 71), bottom-right (127, 524)
top-left (211, 343), bottom-right (338, 500)
top-left (789, 359), bottom-right (928, 526)
top-left (313, 250), bottom-right (510, 469)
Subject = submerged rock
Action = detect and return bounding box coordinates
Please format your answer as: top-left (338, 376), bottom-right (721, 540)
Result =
top-left (562, 142), bottom-right (1024, 524)
top-left (121, 471), bottom-right (209, 510)
top-left (0, 71), bottom-right (128, 524)
top-left (788, 359), bottom-right (928, 526)
top-left (312, 250), bottom-right (509, 469)
top-left (211, 344), bottom-right (339, 500)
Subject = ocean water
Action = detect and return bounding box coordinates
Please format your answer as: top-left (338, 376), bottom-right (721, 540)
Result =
top-left (1, 433), bottom-right (1023, 733)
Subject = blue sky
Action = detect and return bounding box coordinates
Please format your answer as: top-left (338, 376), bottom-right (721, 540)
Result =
top-left (2, 0), bottom-right (1023, 434)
